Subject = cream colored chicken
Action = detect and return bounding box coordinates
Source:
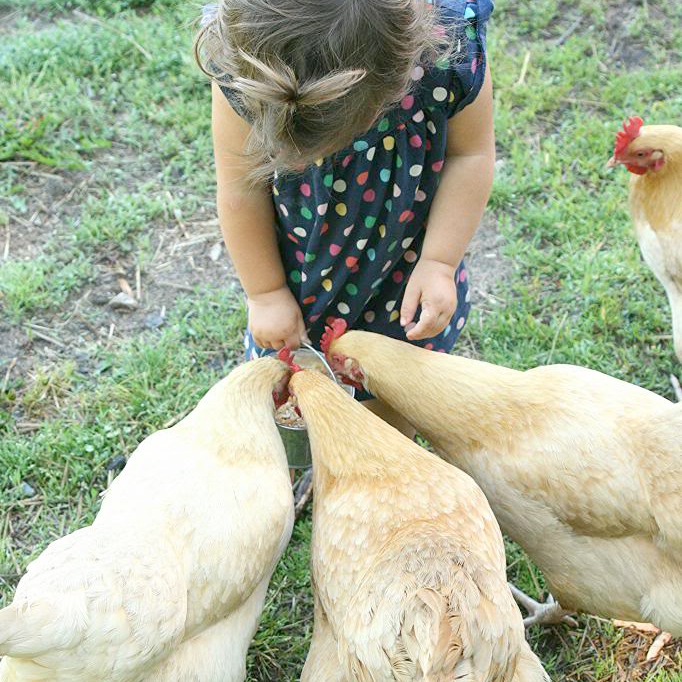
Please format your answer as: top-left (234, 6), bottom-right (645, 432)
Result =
top-left (0, 357), bottom-right (294, 682)
top-left (607, 117), bottom-right (682, 371)
top-left (289, 369), bottom-right (549, 682)
top-left (324, 325), bottom-right (682, 637)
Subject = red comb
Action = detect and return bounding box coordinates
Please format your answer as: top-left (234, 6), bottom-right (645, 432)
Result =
top-left (614, 116), bottom-right (643, 156)
top-left (277, 347), bottom-right (301, 372)
top-left (320, 318), bottom-right (348, 356)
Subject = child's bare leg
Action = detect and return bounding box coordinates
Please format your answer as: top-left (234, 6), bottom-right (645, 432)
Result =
top-left (363, 398), bottom-right (416, 440)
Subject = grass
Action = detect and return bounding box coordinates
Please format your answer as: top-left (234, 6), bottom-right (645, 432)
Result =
top-left (1, 0), bottom-right (682, 680)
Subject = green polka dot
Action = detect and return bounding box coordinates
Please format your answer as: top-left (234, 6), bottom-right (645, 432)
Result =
top-left (323, 174), bottom-right (333, 188)
top-left (435, 55), bottom-right (449, 69)
top-left (345, 283), bottom-right (358, 295)
top-left (388, 240), bottom-right (398, 252)
top-left (300, 207), bottom-right (313, 220)
top-left (465, 25), bottom-right (477, 40)
top-left (379, 169), bottom-right (391, 183)
top-left (304, 252), bottom-right (316, 262)
top-left (353, 140), bottom-right (369, 151)
top-left (367, 248), bottom-right (376, 261)
top-left (377, 117), bottom-right (390, 132)
top-left (384, 199), bottom-right (393, 212)
top-left (290, 270), bottom-right (302, 283)
top-left (364, 216), bottom-right (377, 228)
top-left (396, 154), bottom-right (403, 169)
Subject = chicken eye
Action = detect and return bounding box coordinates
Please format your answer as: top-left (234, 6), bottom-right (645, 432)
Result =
top-left (636, 151), bottom-right (645, 157)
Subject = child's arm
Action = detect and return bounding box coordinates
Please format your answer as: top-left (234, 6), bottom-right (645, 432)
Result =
top-left (212, 82), bottom-right (307, 350)
top-left (400, 62), bottom-right (495, 341)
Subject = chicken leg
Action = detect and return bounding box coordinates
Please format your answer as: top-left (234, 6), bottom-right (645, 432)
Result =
top-left (508, 584), bottom-right (578, 628)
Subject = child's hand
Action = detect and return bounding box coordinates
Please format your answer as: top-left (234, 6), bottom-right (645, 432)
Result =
top-left (400, 259), bottom-right (457, 341)
top-left (248, 287), bottom-right (309, 350)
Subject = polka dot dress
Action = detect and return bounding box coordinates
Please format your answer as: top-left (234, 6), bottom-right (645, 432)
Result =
top-left (216, 0), bottom-right (493, 371)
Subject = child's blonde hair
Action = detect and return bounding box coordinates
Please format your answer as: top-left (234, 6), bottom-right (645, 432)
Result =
top-left (196, 0), bottom-right (448, 178)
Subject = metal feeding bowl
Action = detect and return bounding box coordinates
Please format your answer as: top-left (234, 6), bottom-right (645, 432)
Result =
top-left (271, 343), bottom-right (355, 468)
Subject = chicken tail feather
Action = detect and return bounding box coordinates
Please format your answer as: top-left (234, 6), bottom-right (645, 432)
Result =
top-left (0, 602), bottom-right (71, 658)
top-left (512, 641), bottom-right (550, 682)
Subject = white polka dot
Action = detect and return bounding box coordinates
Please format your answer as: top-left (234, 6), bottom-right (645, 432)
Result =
top-left (409, 164), bottom-right (423, 177)
top-left (427, 121), bottom-right (437, 134)
top-left (250, 348), bottom-right (259, 360)
top-left (444, 324), bottom-right (452, 336)
top-left (385, 300), bottom-right (396, 312)
top-left (371, 278), bottom-right (382, 288)
top-left (401, 237), bottom-right (414, 248)
top-left (244, 336), bottom-right (250, 349)
top-left (433, 87), bottom-right (448, 102)
top-left (366, 147), bottom-right (376, 161)
top-left (317, 203), bottom-right (328, 215)
top-left (412, 65), bottom-right (425, 80)
top-left (382, 260), bottom-right (393, 273)
top-left (364, 310), bottom-right (376, 323)
top-left (293, 227), bottom-right (307, 237)
top-left (321, 267), bottom-right (333, 276)
top-left (456, 316), bottom-right (466, 330)
top-left (404, 250), bottom-right (418, 263)
top-left (356, 238), bottom-right (368, 250)
top-left (415, 188), bottom-right (427, 202)
top-left (337, 302), bottom-right (350, 315)
top-left (412, 109), bottom-right (425, 123)
top-left (333, 179), bottom-right (347, 192)
top-left (393, 184), bottom-right (402, 198)
top-left (279, 204), bottom-right (289, 217)
top-left (301, 272), bottom-right (307, 282)
top-left (465, 290), bottom-right (471, 303)
top-left (343, 225), bottom-right (354, 237)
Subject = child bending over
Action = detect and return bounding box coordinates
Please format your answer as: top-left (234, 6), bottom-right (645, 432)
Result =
top-left (197, 0), bottom-right (494, 432)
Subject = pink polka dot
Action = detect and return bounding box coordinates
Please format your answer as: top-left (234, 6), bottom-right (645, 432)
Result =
top-left (432, 160), bottom-right (444, 173)
top-left (320, 222), bottom-right (330, 234)
top-left (308, 314), bottom-right (321, 323)
top-left (303, 295), bottom-right (317, 305)
top-left (471, 57), bottom-right (479, 74)
top-left (437, 348), bottom-right (447, 353)
top-left (392, 270), bottom-right (404, 283)
top-left (415, 189), bottom-right (427, 202)
top-left (459, 268), bottom-right (468, 283)
top-left (412, 66), bottom-right (425, 81)
top-left (398, 123), bottom-right (406, 131)
top-left (345, 256), bottom-right (358, 268)
top-left (299, 183), bottom-right (311, 197)
top-left (401, 94), bottom-right (415, 110)
top-left (286, 234), bottom-right (299, 244)
top-left (325, 316), bottom-right (336, 325)
top-left (356, 171), bottom-right (369, 185)
top-left (329, 244), bottom-right (342, 256)
top-left (351, 264), bottom-right (360, 273)
top-left (363, 189), bottom-right (376, 202)
top-left (425, 139), bottom-right (432, 151)
top-left (456, 316), bottom-right (466, 330)
top-left (425, 343), bottom-right (434, 350)
top-left (342, 155), bottom-right (353, 167)
top-left (404, 250), bottom-right (418, 263)
top-left (409, 134), bottom-right (423, 148)
top-left (295, 250), bottom-right (305, 263)
top-left (399, 210), bottom-right (415, 223)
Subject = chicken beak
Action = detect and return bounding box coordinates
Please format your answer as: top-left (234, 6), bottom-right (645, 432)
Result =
top-left (605, 155), bottom-right (618, 169)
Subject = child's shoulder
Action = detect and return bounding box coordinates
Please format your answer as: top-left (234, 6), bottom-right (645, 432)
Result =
top-left (433, 0), bottom-right (494, 24)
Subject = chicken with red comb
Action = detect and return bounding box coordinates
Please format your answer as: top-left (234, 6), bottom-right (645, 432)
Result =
top-left (607, 116), bottom-right (682, 390)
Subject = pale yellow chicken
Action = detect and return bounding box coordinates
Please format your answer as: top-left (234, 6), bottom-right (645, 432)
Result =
top-left (323, 325), bottom-right (682, 637)
top-left (607, 117), bottom-right (682, 368)
top-left (0, 357), bottom-right (294, 682)
top-left (289, 369), bottom-right (549, 682)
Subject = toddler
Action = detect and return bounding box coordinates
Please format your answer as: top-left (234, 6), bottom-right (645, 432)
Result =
top-left (197, 0), bottom-right (494, 427)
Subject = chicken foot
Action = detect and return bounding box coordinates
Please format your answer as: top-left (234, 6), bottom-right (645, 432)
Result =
top-left (508, 583), bottom-right (578, 628)
top-left (670, 374), bottom-right (682, 403)
top-left (294, 468), bottom-right (313, 520)
top-left (613, 620), bottom-right (673, 661)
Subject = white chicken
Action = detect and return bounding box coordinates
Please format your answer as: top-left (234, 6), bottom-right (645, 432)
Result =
top-left (289, 368), bottom-right (549, 682)
top-left (323, 324), bottom-right (682, 639)
top-left (0, 357), bottom-right (294, 682)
